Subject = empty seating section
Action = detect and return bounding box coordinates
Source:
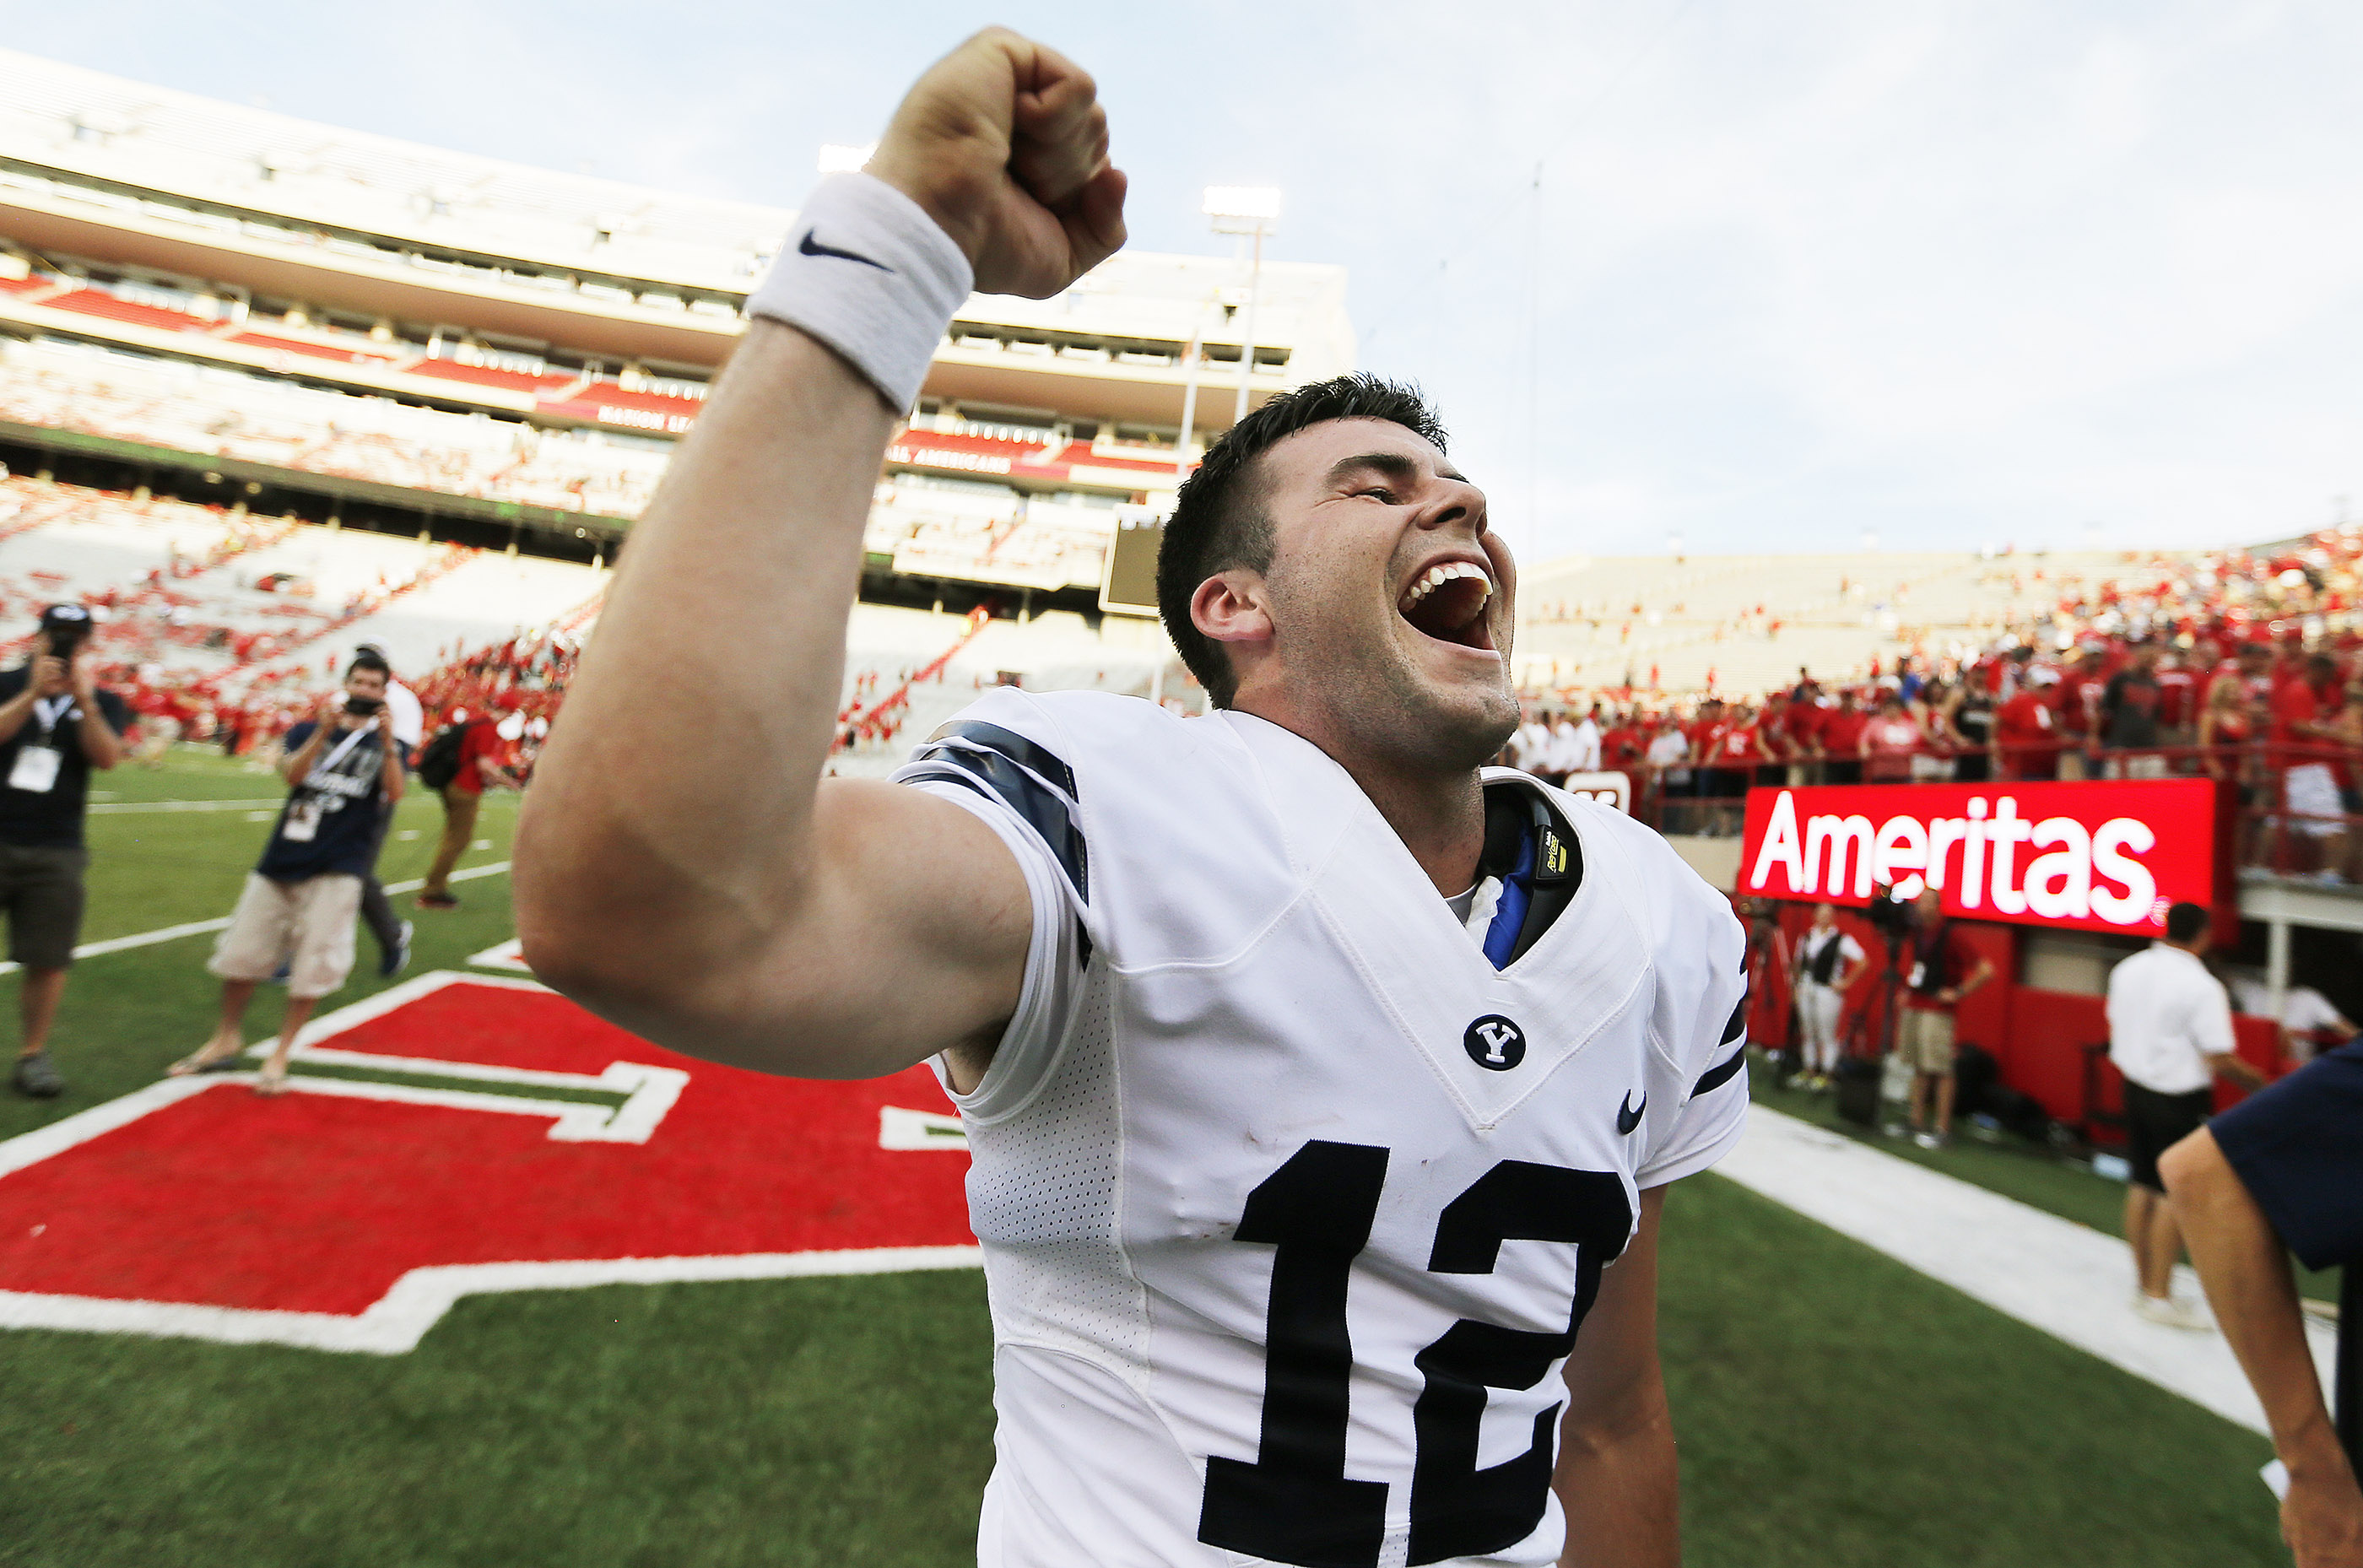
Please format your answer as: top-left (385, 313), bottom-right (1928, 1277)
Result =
top-left (1515, 549), bottom-right (2134, 695)
top-left (0, 340), bottom-right (666, 519)
top-left (0, 476), bottom-right (604, 730)
top-left (224, 331), bottom-right (403, 365)
top-left (403, 359), bottom-right (579, 396)
top-left (825, 602), bottom-right (1172, 777)
top-left (38, 289), bottom-right (208, 333)
top-left (870, 479), bottom-right (1111, 591)
top-left (0, 268), bottom-right (696, 423)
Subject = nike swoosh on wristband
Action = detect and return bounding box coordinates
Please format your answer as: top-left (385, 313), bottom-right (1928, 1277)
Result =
top-left (798, 228), bottom-right (895, 273)
top-left (1617, 1091), bottom-right (1646, 1135)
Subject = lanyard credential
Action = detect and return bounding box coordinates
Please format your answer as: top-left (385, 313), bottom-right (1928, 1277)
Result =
top-left (315, 724), bottom-right (370, 776)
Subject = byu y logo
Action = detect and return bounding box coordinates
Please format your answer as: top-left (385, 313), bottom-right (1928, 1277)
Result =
top-left (1463, 1014), bottom-right (1527, 1072)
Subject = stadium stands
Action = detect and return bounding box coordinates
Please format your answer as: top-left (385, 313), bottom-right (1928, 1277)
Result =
top-left (0, 477), bottom-right (605, 740)
top-left (0, 339), bottom-right (667, 520)
top-left (1516, 549), bottom-right (2133, 696)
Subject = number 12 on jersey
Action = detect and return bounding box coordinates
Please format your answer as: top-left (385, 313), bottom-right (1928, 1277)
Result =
top-left (1198, 1140), bottom-right (1634, 1567)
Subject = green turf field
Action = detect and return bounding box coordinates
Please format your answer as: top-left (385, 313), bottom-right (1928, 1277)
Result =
top-left (0, 746), bottom-right (519, 1142)
top-left (0, 753), bottom-right (2296, 1565)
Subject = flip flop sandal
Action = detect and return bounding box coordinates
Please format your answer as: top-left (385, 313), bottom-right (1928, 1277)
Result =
top-left (167, 1048), bottom-right (246, 1077)
top-left (252, 1068), bottom-right (291, 1098)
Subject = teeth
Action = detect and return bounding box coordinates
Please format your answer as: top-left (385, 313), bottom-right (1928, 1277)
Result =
top-left (1399, 560), bottom-right (1494, 612)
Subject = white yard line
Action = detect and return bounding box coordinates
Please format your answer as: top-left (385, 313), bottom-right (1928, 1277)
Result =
top-left (0, 861), bottom-right (511, 978)
top-left (1719, 1106), bottom-right (2339, 1438)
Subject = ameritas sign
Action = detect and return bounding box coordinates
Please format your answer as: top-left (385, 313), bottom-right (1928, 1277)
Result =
top-left (1738, 780), bottom-right (2225, 936)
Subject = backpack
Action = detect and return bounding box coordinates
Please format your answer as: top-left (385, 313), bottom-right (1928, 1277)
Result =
top-left (416, 722), bottom-right (470, 790)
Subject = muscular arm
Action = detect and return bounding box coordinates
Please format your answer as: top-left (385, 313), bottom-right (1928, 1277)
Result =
top-left (2160, 1130), bottom-right (2363, 1568)
top-left (1943, 952), bottom-right (1994, 1006)
top-left (2204, 1048), bottom-right (2268, 1092)
top-left (516, 30), bottom-right (1124, 1081)
top-left (279, 722), bottom-right (330, 787)
top-left (0, 678), bottom-right (34, 748)
top-left (73, 692), bottom-right (122, 770)
top-left (1555, 1187), bottom-right (1677, 1568)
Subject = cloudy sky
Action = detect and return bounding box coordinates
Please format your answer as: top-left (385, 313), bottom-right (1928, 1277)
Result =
top-left (14, 1), bottom-right (2362, 565)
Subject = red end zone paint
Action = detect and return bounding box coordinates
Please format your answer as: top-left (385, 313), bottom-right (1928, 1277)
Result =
top-left (1738, 780), bottom-right (2225, 935)
top-left (0, 974), bottom-right (974, 1353)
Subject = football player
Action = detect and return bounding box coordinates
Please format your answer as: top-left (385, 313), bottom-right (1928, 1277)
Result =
top-left (519, 30), bottom-right (1749, 1568)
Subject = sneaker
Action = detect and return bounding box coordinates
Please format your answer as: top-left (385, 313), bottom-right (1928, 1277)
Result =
top-left (417, 892), bottom-right (459, 911)
top-left (1912, 1130), bottom-right (1947, 1150)
top-left (2134, 1294), bottom-right (2212, 1332)
top-left (379, 919), bottom-right (414, 979)
top-left (11, 1050), bottom-right (62, 1098)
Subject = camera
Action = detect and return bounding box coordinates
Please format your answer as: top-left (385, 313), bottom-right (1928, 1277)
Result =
top-left (1864, 883), bottom-right (1917, 938)
top-left (40, 606), bottom-right (90, 661)
top-left (343, 695), bottom-right (386, 717)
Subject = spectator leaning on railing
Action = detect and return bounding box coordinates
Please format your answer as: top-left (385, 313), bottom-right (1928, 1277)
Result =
top-left (1995, 666), bottom-right (2061, 781)
top-left (0, 605), bottom-right (126, 1100)
top-left (1860, 689), bottom-right (1923, 784)
top-left (2099, 641), bottom-right (2166, 778)
top-left (2273, 654), bottom-right (2351, 882)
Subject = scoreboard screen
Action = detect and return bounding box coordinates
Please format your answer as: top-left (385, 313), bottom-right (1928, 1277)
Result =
top-left (1100, 510), bottom-right (1165, 618)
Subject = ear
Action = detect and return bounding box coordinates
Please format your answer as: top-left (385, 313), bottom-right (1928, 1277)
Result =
top-left (1190, 570), bottom-right (1273, 649)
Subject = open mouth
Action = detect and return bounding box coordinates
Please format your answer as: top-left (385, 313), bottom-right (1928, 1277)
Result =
top-left (1398, 560), bottom-right (1496, 652)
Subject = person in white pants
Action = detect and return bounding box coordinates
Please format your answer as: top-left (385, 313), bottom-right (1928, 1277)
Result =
top-left (1793, 901), bottom-right (1864, 1089)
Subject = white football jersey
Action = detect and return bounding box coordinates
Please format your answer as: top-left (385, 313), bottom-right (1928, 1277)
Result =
top-left (892, 690), bottom-right (1749, 1568)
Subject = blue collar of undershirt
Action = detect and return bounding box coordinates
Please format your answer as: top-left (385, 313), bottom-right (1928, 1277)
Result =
top-left (1480, 819), bottom-right (1537, 971)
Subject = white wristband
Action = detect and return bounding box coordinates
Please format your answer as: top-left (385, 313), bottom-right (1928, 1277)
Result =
top-left (746, 174), bottom-right (974, 413)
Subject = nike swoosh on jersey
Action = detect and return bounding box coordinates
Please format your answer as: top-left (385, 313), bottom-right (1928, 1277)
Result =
top-left (1616, 1091), bottom-right (1646, 1135)
top-left (798, 228), bottom-right (895, 273)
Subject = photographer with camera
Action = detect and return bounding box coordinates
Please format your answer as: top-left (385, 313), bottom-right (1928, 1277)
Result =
top-left (167, 652), bottom-right (405, 1095)
top-left (1893, 884), bottom-right (1993, 1148)
top-left (0, 604), bottom-right (126, 1099)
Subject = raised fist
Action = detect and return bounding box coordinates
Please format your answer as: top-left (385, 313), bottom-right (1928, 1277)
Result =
top-left (868, 29), bottom-right (1127, 299)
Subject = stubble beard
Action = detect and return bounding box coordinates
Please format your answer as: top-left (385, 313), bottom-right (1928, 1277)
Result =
top-left (1314, 611), bottom-right (1518, 779)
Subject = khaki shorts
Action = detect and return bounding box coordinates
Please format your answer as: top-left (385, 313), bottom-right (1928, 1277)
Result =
top-left (208, 872), bottom-right (362, 1000)
top-left (1896, 1007), bottom-right (1957, 1074)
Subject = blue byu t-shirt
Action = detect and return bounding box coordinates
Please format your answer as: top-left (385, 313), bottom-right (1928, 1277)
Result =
top-left (257, 719), bottom-right (389, 881)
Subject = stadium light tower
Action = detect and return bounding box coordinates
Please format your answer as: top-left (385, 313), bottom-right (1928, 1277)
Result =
top-left (1203, 186), bottom-right (1281, 429)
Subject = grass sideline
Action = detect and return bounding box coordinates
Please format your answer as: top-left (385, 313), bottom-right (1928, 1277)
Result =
top-left (0, 747), bottom-right (518, 1144)
top-left (1749, 1055), bottom-right (2340, 1304)
top-left (0, 753), bottom-right (2292, 1565)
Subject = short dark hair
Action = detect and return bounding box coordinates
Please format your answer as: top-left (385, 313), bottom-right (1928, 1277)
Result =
top-left (346, 651), bottom-right (392, 680)
top-left (1155, 373), bottom-right (1446, 706)
top-left (2164, 901), bottom-right (2210, 944)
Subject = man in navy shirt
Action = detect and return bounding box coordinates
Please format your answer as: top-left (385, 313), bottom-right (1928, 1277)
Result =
top-left (169, 652), bottom-right (405, 1095)
top-left (2163, 1040), bottom-right (2363, 1566)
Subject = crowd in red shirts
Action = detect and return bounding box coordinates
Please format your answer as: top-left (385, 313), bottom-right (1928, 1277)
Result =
top-left (1512, 526), bottom-right (2363, 881)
